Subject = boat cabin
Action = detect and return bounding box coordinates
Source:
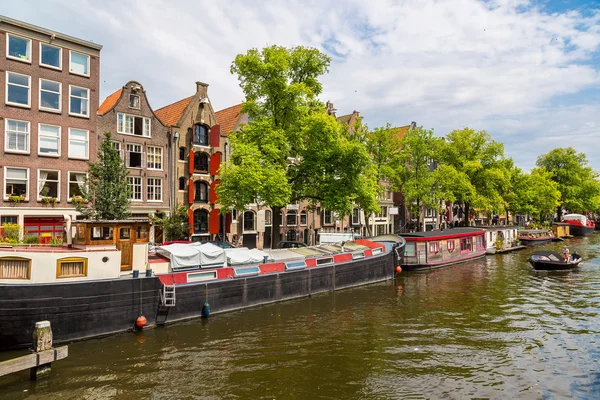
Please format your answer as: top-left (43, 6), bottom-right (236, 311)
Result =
top-left (552, 222), bottom-right (571, 238)
top-left (401, 227), bottom-right (486, 270)
top-left (475, 226), bottom-right (521, 254)
top-left (73, 220), bottom-right (150, 271)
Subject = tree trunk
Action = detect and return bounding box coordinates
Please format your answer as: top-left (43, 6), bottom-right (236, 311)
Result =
top-left (272, 206), bottom-right (283, 249)
top-left (556, 205), bottom-right (562, 222)
top-left (464, 203), bottom-right (471, 227)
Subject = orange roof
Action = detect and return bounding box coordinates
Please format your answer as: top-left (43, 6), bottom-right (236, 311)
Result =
top-left (97, 88), bottom-right (123, 115)
top-left (215, 103), bottom-right (243, 135)
top-left (392, 125), bottom-right (410, 140)
top-left (154, 96), bottom-right (194, 126)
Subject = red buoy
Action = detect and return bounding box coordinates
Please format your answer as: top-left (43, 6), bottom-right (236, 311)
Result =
top-left (395, 266), bottom-right (402, 274)
top-left (136, 315), bottom-right (147, 328)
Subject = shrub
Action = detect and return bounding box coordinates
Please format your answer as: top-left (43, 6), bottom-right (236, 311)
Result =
top-left (23, 235), bottom-right (40, 244)
top-left (2, 223), bottom-right (21, 241)
top-left (50, 237), bottom-right (63, 247)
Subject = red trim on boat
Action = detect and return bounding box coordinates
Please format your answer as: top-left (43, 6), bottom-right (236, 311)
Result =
top-left (403, 232), bottom-right (485, 242)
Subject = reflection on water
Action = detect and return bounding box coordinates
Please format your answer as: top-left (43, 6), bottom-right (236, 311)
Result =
top-left (3, 236), bottom-right (600, 399)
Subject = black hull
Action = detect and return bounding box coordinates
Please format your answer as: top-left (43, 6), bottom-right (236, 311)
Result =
top-left (0, 252), bottom-right (396, 351)
top-left (529, 259), bottom-right (581, 270)
top-left (519, 238), bottom-right (553, 245)
top-left (568, 225), bottom-right (595, 237)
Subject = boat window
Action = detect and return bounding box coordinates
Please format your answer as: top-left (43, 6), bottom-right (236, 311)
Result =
top-left (91, 226), bottom-right (113, 241)
top-left (429, 241), bottom-right (440, 253)
top-left (351, 251), bottom-right (365, 260)
top-left (233, 266), bottom-right (260, 277)
top-left (405, 243), bottom-right (416, 257)
top-left (136, 225), bottom-right (148, 240)
top-left (187, 270), bottom-right (217, 282)
top-left (0, 257), bottom-right (31, 279)
top-left (476, 235), bottom-right (484, 249)
top-left (460, 237), bottom-right (473, 252)
top-left (56, 257), bottom-right (88, 278)
top-left (285, 261), bottom-right (307, 270)
top-left (447, 240), bottom-right (455, 251)
top-left (316, 257), bottom-right (333, 266)
top-left (371, 248), bottom-right (383, 255)
top-left (119, 228), bottom-right (131, 240)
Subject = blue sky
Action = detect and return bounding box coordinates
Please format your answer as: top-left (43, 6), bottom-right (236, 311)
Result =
top-left (3, 0), bottom-right (600, 170)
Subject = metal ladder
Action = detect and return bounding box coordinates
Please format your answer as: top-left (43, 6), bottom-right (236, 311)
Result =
top-left (160, 284), bottom-right (176, 307)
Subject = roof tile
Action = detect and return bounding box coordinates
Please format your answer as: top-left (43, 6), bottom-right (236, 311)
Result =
top-left (154, 96), bottom-right (194, 126)
top-left (97, 88), bottom-right (123, 115)
top-left (215, 103), bottom-right (243, 135)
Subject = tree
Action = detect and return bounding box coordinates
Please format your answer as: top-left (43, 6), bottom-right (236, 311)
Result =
top-left (536, 147), bottom-right (600, 218)
top-left (438, 128), bottom-right (509, 225)
top-left (366, 123), bottom-right (401, 182)
top-left (527, 168), bottom-right (561, 222)
top-left (218, 45), bottom-right (379, 247)
top-left (149, 204), bottom-right (189, 242)
top-left (76, 131), bottom-right (131, 220)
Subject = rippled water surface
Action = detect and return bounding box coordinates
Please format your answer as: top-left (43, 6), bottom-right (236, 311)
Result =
top-left (3, 235), bottom-right (600, 399)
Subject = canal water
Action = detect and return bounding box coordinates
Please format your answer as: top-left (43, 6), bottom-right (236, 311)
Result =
top-left (3, 235), bottom-right (600, 399)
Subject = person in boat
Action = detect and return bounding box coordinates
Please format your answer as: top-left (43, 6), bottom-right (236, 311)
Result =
top-left (562, 246), bottom-right (570, 262)
top-left (571, 250), bottom-right (581, 262)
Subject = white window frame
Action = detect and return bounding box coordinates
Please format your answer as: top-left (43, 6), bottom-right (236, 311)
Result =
top-left (6, 33), bottom-right (31, 63)
top-left (5, 71), bottom-right (31, 108)
top-left (68, 85), bottom-right (90, 118)
top-left (147, 178), bottom-right (162, 202)
top-left (324, 210), bottom-right (333, 225)
top-left (38, 123), bottom-right (61, 157)
top-left (39, 42), bottom-right (62, 70)
top-left (128, 177), bottom-right (142, 202)
top-left (4, 166), bottom-right (29, 201)
top-left (37, 169), bottom-right (61, 201)
top-left (68, 128), bottom-right (89, 160)
top-left (147, 146), bottom-right (163, 170)
top-left (5, 119), bottom-right (30, 154)
top-left (129, 94), bottom-right (140, 109)
top-left (126, 143), bottom-right (144, 169)
top-left (68, 171), bottom-right (87, 200)
top-left (116, 113), bottom-right (151, 137)
top-left (69, 50), bottom-right (90, 77)
top-left (39, 78), bottom-right (62, 113)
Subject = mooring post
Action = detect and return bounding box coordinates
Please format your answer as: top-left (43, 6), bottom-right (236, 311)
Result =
top-left (30, 320), bottom-right (53, 380)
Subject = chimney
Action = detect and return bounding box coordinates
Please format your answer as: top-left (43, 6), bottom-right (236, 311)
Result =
top-left (353, 110), bottom-right (360, 117)
top-left (196, 81), bottom-right (209, 98)
top-left (410, 121), bottom-right (417, 129)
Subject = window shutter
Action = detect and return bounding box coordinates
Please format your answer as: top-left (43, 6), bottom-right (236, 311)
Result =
top-left (209, 209), bottom-right (220, 234)
top-left (188, 208), bottom-right (194, 234)
top-left (188, 179), bottom-right (194, 205)
top-left (141, 151), bottom-right (146, 168)
top-left (210, 152), bottom-right (221, 176)
top-left (125, 148), bottom-right (130, 167)
top-left (209, 180), bottom-right (219, 205)
top-left (189, 150), bottom-right (194, 175)
top-left (210, 125), bottom-right (220, 147)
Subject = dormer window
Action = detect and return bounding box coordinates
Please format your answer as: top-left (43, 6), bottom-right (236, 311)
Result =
top-left (129, 94), bottom-right (140, 109)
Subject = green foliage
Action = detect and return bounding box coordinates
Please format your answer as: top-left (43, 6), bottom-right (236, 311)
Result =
top-left (49, 237), bottom-right (63, 247)
top-left (2, 223), bottom-right (20, 241)
top-left (366, 123), bottom-right (402, 181)
top-left (536, 147), bottom-right (600, 215)
top-left (8, 195), bottom-right (24, 203)
top-left (23, 235), bottom-right (40, 244)
top-left (77, 131), bottom-right (131, 220)
top-left (149, 204), bottom-right (189, 242)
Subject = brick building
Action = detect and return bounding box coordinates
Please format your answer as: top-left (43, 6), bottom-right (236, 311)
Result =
top-left (97, 81), bottom-right (170, 241)
top-left (155, 82), bottom-right (226, 242)
top-left (0, 15), bottom-right (101, 242)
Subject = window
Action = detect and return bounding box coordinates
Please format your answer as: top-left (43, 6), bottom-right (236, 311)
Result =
top-left (128, 177), bottom-right (142, 201)
top-left (286, 230), bottom-right (297, 241)
top-left (178, 177), bottom-right (186, 191)
top-left (57, 257), bottom-right (88, 278)
top-left (68, 172), bottom-right (86, 199)
top-left (5, 119), bottom-right (30, 153)
top-left (68, 129), bottom-right (89, 159)
top-left (286, 210), bottom-right (297, 226)
top-left (129, 94), bottom-right (140, 109)
top-left (147, 178), bottom-right (162, 201)
top-left (0, 257), bottom-right (31, 279)
top-left (1, 216), bottom-right (18, 225)
top-left (460, 237), bottom-right (473, 252)
top-left (194, 181), bottom-right (208, 203)
top-left (429, 241), bottom-right (440, 253)
top-left (179, 147), bottom-right (186, 161)
top-left (6, 34), bottom-right (31, 62)
top-left (111, 141), bottom-right (122, 157)
top-left (91, 227), bottom-right (113, 241)
top-left (136, 225), bottom-right (148, 240)
top-left (4, 167), bottom-right (29, 200)
top-left (69, 85), bottom-right (89, 117)
top-left (38, 170), bottom-right (59, 200)
top-left (476, 235), bottom-right (484, 249)
top-left (193, 124), bottom-right (209, 146)
top-left (447, 240), bottom-right (456, 251)
top-left (244, 211), bottom-right (255, 231)
top-left (6, 71), bottom-right (31, 107)
top-left (39, 79), bottom-right (61, 112)
top-left (38, 124), bottom-right (60, 156)
top-left (265, 210), bottom-right (272, 226)
top-left (323, 210), bottom-right (333, 225)
top-left (126, 144), bottom-right (143, 168)
top-left (405, 242), bottom-right (416, 257)
top-left (117, 113), bottom-right (150, 137)
top-left (193, 209), bottom-right (209, 234)
top-left (300, 210), bottom-right (307, 225)
top-left (193, 152), bottom-right (208, 173)
top-left (69, 51), bottom-right (89, 76)
top-left (147, 147), bottom-right (162, 170)
top-left (40, 43), bottom-right (61, 69)
top-left (352, 208), bottom-right (360, 225)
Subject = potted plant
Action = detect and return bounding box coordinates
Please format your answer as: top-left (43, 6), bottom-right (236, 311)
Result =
top-left (41, 197), bottom-right (58, 206)
top-left (8, 194), bottom-right (25, 203)
top-left (71, 195), bottom-right (86, 205)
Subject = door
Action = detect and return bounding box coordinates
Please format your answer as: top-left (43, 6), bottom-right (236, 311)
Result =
top-left (117, 226), bottom-right (133, 271)
top-left (263, 227), bottom-right (272, 249)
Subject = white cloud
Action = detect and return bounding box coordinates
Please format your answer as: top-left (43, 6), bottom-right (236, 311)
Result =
top-left (3, 0), bottom-right (600, 169)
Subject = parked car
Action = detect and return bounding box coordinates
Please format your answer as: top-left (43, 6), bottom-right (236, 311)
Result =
top-left (278, 241), bottom-right (307, 249)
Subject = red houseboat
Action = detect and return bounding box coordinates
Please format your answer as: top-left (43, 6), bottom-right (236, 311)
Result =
top-left (562, 214), bottom-right (595, 236)
top-left (401, 227), bottom-right (487, 270)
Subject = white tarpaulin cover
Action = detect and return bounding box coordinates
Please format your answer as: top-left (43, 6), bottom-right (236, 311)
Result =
top-left (563, 214), bottom-right (588, 225)
top-left (224, 248), bottom-right (273, 265)
top-left (158, 242), bottom-right (225, 270)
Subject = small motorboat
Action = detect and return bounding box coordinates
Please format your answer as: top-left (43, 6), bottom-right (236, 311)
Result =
top-left (528, 250), bottom-right (582, 270)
